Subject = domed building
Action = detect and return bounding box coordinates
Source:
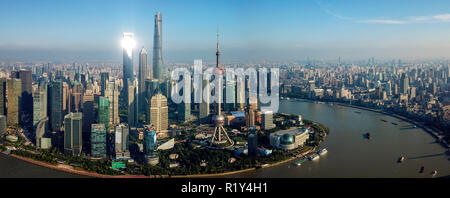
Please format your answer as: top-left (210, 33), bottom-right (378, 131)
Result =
top-left (279, 134), bottom-right (295, 150)
top-left (269, 127), bottom-right (310, 150)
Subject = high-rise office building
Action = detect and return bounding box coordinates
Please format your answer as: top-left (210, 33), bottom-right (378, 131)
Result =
top-left (64, 112), bottom-right (82, 155)
top-left (150, 92), bottom-right (168, 138)
top-left (105, 81), bottom-right (119, 128)
top-left (115, 123), bottom-right (130, 159)
top-left (91, 123), bottom-right (107, 158)
top-left (401, 73), bottom-right (409, 94)
top-left (82, 92), bottom-right (94, 154)
top-left (199, 78), bottom-right (210, 123)
top-left (153, 12), bottom-right (164, 80)
top-left (139, 47), bottom-right (149, 112)
top-left (122, 32), bottom-right (135, 127)
top-left (100, 72), bottom-right (109, 96)
top-left (33, 82), bottom-right (47, 127)
top-left (11, 70), bottom-right (32, 125)
top-left (70, 81), bottom-right (82, 112)
top-left (245, 105), bottom-right (256, 128)
top-left (225, 76), bottom-right (236, 111)
top-left (176, 75), bottom-right (191, 122)
top-left (122, 33), bottom-right (135, 86)
top-left (248, 131), bottom-right (258, 156)
top-left (97, 96), bottom-right (109, 132)
top-left (0, 78), bottom-right (6, 116)
top-left (261, 110), bottom-right (275, 130)
top-left (49, 80), bottom-right (63, 131)
top-left (236, 78), bottom-right (245, 110)
top-left (145, 78), bottom-right (159, 123)
top-left (6, 78), bottom-right (21, 127)
top-left (62, 82), bottom-right (69, 113)
top-left (143, 128), bottom-right (157, 155)
top-left (127, 79), bottom-right (138, 127)
top-left (0, 115), bottom-right (6, 136)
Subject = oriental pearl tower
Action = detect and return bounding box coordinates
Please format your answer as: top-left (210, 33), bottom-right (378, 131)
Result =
top-left (211, 27), bottom-right (234, 147)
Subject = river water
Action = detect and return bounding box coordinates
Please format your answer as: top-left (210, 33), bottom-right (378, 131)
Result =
top-left (1, 99), bottom-right (449, 178)
top-left (227, 100), bottom-right (450, 178)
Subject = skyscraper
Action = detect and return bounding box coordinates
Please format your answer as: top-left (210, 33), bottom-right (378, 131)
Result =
top-left (82, 92), bottom-right (94, 154)
top-left (70, 81), bottom-right (82, 112)
top-left (139, 47), bottom-right (148, 112)
top-left (115, 123), bottom-right (130, 159)
top-left (100, 72), bottom-right (109, 96)
top-left (96, 96), bottom-right (109, 132)
top-left (401, 73), bottom-right (409, 94)
top-left (145, 78), bottom-right (160, 123)
top-left (153, 12), bottom-right (164, 80)
top-left (122, 33), bottom-right (135, 127)
top-left (127, 79), bottom-right (138, 127)
top-left (150, 92), bottom-right (168, 138)
top-left (225, 76), bottom-right (236, 111)
top-left (105, 81), bottom-right (119, 128)
top-left (11, 70), bottom-right (32, 125)
top-left (0, 115), bottom-right (6, 136)
top-left (143, 128), bottom-right (157, 155)
top-left (122, 33), bottom-right (135, 85)
top-left (49, 80), bottom-right (63, 131)
top-left (199, 78), bottom-right (210, 123)
top-left (91, 123), bottom-right (107, 158)
top-left (261, 110), bottom-right (275, 130)
top-left (0, 78), bottom-right (6, 116)
top-left (64, 112), bottom-right (83, 155)
top-left (33, 82), bottom-right (47, 127)
top-left (176, 75), bottom-right (191, 122)
top-left (6, 78), bottom-right (21, 127)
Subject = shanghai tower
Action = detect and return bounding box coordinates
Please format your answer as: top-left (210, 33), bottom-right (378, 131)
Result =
top-left (153, 12), bottom-right (164, 80)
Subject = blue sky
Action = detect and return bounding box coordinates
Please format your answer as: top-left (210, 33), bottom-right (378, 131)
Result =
top-left (1, 0), bottom-right (450, 62)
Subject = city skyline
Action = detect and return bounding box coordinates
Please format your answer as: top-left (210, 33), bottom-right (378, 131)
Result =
top-left (2, 0), bottom-right (450, 62)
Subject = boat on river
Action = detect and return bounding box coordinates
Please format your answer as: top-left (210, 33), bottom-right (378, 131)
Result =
top-left (398, 156), bottom-right (405, 163)
top-left (317, 148), bottom-right (328, 155)
top-left (431, 170), bottom-right (437, 176)
top-left (308, 153), bottom-right (320, 161)
top-left (419, 166), bottom-right (424, 173)
top-left (294, 158), bottom-right (307, 166)
top-left (365, 132), bottom-right (371, 139)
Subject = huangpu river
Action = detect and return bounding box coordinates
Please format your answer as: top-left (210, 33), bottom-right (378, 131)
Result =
top-left (0, 99), bottom-right (449, 178)
top-left (227, 99), bottom-right (450, 178)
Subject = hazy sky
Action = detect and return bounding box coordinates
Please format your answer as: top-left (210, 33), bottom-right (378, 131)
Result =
top-left (2, 0), bottom-right (450, 62)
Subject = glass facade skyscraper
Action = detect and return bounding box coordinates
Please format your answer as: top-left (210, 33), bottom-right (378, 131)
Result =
top-left (64, 112), bottom-right (83, 155)
top-left (143, 128), bottom-right (157, 155)
top-left (139, 47), bottom-right (148, 112)
top-left (122, 33), bottom-right (134, 85)
top-left (0, 78), bottom-right (6, 116)
top-left (97, 96), bottom-right (109, 132)
top-left (115, 123), bottom-right (130, 156)
top-left (91, 123), bottom-right (107, 158)
top-left (49, 80), bottom-right (63, 131)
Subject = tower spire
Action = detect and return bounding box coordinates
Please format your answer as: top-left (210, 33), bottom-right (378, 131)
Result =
top-left (216, 25), bottom-right (220, 68)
